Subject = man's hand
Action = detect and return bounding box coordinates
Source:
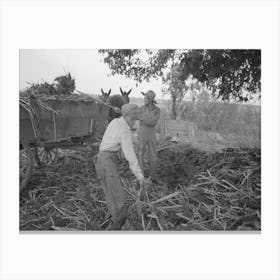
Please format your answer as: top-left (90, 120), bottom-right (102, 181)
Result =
top-left (139, 177), bottom-right (152, 188)
top-left (113, 106), bottom-right (122, 114)
top-left (138, 177), bottom-right (152, 201)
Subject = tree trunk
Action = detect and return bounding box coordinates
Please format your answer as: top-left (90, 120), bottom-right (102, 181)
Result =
top-left (171, 95), bottom-right (177, 120)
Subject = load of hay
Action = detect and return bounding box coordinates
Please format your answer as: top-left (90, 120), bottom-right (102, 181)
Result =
top-left (20, 73), bottom-right (75, 98)
top-left (20, 73), bottom-right (98, 103)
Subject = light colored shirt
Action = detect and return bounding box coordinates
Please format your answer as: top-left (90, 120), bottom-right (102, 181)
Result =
top-left (99, 117), bottom-right (144, 180)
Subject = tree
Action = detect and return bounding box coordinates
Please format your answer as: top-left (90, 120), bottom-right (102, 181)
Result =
top-left (162, 65), bottom-right (188, 119)
top-left (99, 49), bottom-right (261, 102)
top-left (185, 79), bottom-right (202, 103)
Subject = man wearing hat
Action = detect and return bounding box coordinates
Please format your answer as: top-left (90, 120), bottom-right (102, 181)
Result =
top-left (95, 103), bottom-right (150, 230)
top-left (138, 90), bottom-right (161, 184)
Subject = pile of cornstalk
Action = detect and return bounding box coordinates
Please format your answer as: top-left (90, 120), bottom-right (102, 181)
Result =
top-left (20, 73), bottom-right (102, 103)
top-left (20, 144), bottom-right (261, 231)
top-left (20, 73), bottom-right (76, 98)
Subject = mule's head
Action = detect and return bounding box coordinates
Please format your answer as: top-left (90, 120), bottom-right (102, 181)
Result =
top-left (120, 87), bottom-right (132, 104)
top-left (100, 88), bottom-right (111, 102)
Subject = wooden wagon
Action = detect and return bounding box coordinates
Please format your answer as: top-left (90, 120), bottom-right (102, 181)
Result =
top-left (20, 94), bottom-right (109, 191)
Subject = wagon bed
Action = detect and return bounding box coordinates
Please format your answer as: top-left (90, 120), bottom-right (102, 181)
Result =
top-left (20, 93), bottom-right (109, 191)
top-left (20, 94), bottom-right (109, 143)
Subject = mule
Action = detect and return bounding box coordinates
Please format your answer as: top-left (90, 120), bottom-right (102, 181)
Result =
top-left (100, 87), bottom-right (132, 122)
top-left (100, 88), bottom-right (111, 102)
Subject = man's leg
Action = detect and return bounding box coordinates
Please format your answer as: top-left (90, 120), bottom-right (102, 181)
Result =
top-left (139, 142), bottom-right (147, 173)
top-left (103, 174), bottom-right (126, 223)
top-left (148, 133), bottom-right (158, 181)
top-left (96, 154), bottom-right (126, 227)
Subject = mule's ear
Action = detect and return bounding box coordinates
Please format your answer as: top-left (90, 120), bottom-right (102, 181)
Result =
top-left (141, 91), bottom-right (145, 96)
top-left (108, 89), bottom-right (111, 95)
top-left (101, 88), bottom-right (104, 95)
top-left (127, 88), bottom-right (132, 95)
top-left (120, 87), bottom-right (124, 95)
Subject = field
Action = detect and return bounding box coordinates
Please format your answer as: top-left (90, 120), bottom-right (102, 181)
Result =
top-left (20, 94), bottom-right (261, 231)
top-left (20, 141), bottom-right (261, 231)
top-left (131, 97), bottom-right (261, 151)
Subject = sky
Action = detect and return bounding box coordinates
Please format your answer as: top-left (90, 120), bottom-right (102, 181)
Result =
top-left (19, 49), bottom-right (261, 105)
top-left (19, 49), bottom-right (164, 99)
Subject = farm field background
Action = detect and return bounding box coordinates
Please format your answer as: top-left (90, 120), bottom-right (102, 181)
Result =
top-left (130, 97), bottom-right (261, 152)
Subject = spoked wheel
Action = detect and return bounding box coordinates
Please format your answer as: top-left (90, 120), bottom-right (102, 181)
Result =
top-left (20, 141), bottom-right (33, 192)
top-left (34, 147), bottom-right (58, 165)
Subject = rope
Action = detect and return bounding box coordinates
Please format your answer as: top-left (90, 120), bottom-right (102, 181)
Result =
top-left (74, 90), bottom-right (118, 111)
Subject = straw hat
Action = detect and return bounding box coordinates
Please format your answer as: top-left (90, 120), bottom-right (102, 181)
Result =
top-left (141, 90), bottom-right (157, 104)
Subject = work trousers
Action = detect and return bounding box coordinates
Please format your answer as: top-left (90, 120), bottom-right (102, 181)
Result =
top-left (95, 151), bottom-right (126, 223)
top-left (138, 125), bottom-right (157, 181)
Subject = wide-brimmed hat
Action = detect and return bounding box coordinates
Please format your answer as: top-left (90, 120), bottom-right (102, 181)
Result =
top-left (141, 90), bottom-right (157, 104)
top-left (122, 103), bottom-right (141, 120)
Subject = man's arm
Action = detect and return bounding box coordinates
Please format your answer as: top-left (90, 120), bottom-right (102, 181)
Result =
top-left (120, 131), bottom-right (144, 180)
top-left (141, 107), bottom-right (160, 127)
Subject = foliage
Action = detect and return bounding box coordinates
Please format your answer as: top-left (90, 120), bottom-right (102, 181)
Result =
top-left (162, 65), bottom-right (189, 119)
top-left (99, 49), bottom-right (261, 102)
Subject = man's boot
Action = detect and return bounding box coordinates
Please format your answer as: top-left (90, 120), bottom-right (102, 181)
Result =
top-left (107, 204), bottom-right (128, 230)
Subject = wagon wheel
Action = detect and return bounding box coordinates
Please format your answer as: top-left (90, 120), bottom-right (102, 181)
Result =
top-left (34, 147), bottom-right (58, 165)
top-left (20, 142), bottom-right (33, 192)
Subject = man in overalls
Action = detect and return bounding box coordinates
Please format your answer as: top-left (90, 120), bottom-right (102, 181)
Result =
top-left (138, 90), bottom-right (161, 184)
top-left (96, 103), bottom-right (149, 230)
